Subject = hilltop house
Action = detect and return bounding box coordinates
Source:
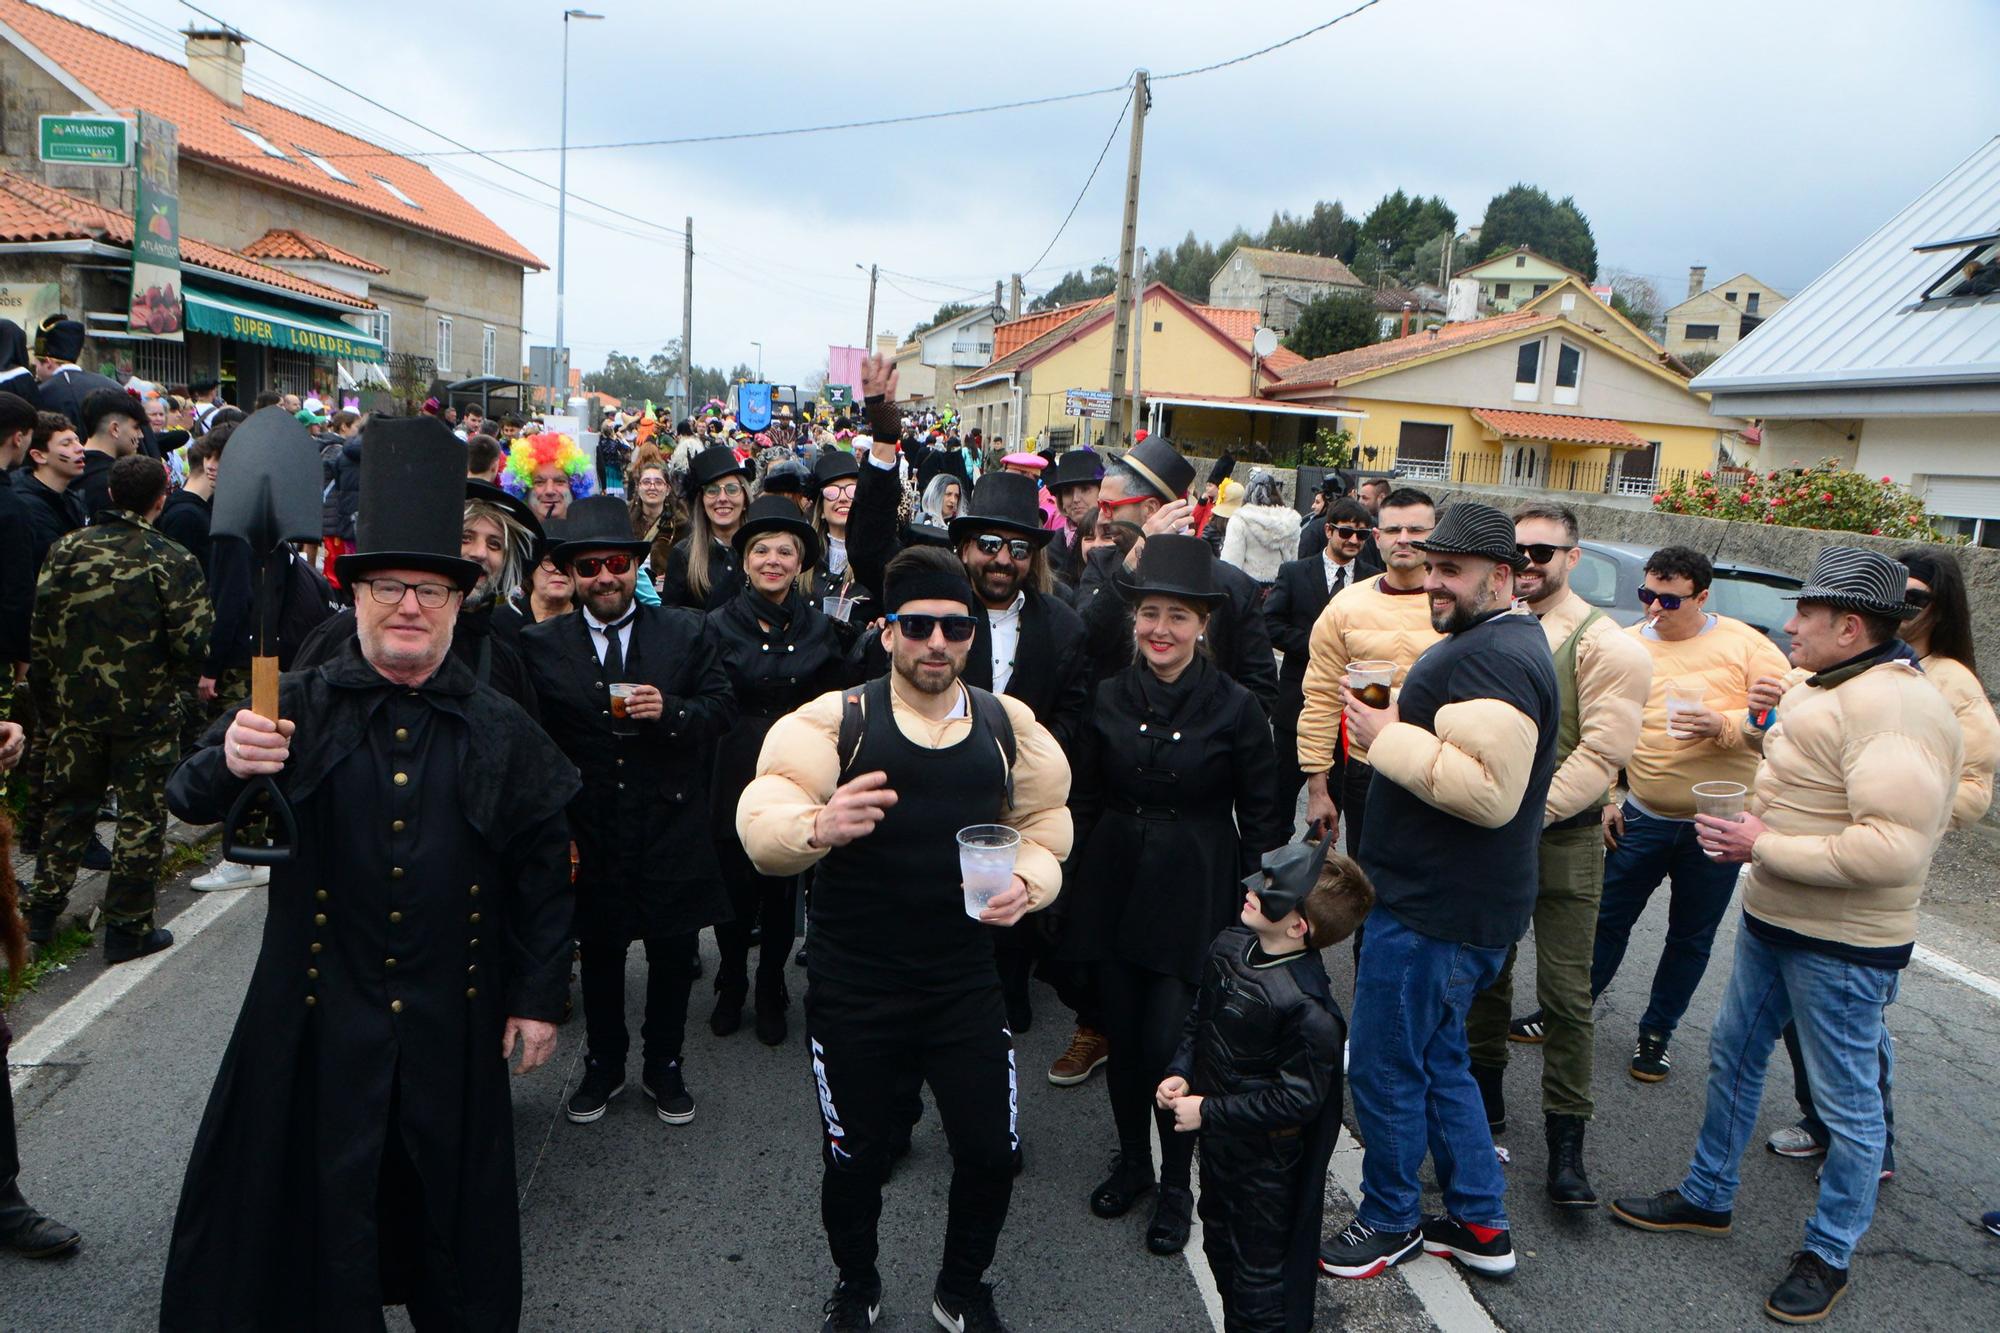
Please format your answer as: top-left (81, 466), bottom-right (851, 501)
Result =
top-left (1662, 267), bottom-right (1788, 363)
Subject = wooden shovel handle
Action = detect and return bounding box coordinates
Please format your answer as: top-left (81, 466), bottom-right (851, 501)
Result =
top-left (251, 655), bottom-right (280, 722)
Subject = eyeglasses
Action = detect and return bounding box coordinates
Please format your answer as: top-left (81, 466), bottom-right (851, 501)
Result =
top-left (1098, 494), bottom-right (1151, 518)
top-left (360, 578), bottom-right (456, 609)
top-left (1331, 525), bottom-right (1375, 542)
top-left (1635, 587), bottom-right (1688, 610)
top-left (973, 534), bottom-right (1034, 561)
top-left (1516, 542), bottom-right (1576, 565)
top-left (571, 553), bottom-right (634, 578)
top-left (1904, 587), bottom-right (1934, 609)
top-left (703, 481), bottom-right (746, 498)
top-left (887, 612), bottom-right (979, 643)
top-left (1376, 524), bottom-right (1434, 538)
top-left (821, 482), bottom-right (856, 500)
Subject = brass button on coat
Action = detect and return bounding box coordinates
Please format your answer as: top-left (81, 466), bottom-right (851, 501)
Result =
top-left (393, 772), bottom-right (409, 786)
top-left (394, 727), bottom-right (409, 742)
top-left (313, 913), bottom-right (327, 927)
top-left (468, 884), bottom-right (480, 897)
top-left (310, 942), bottom-right (322, 955)
top-left (306, 967), bottom-right (318, 980)
top-left (469, 911), bottom-right (482, 924)
top-left (315, 889), bottom-right (328, 902)
top-left (389, 910), bottom-right (403, 923)
top-left (391, 999), bottom-right (404, 1014)
top-left (386, 957), bottom-right (398, 968)
top-left (390, 867), bottom-right (405, 880)
top-left (465, 987), bottom-right (479, 999)
top-left (305, 995), bottom-right (316, 1007)
top-left (392, 819), bottom-right (406, 833)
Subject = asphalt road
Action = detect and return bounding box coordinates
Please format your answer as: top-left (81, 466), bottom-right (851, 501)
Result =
top-left (6, 828), bottom-right (2000, 1331)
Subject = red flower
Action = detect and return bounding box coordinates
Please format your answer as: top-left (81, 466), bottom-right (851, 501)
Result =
top-left (1871, 528), bottom-right (1882, 535)
top-left (1821, 492), bottom-right (1834, 502)
top-left (1701, 470), bottom-right (1713, 480)
top-left (1651, 494), bottom-right (1663, 505)
top-left (1881, 476), bottom-right (1893, 484)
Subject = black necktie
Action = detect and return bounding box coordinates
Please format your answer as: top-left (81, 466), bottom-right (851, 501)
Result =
top-left (598, 612), bottom-right (634, 680)
top-left (1330, 565), bottom-right (1346, 596)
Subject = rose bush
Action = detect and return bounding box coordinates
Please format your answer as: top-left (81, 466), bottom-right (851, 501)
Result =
top-left (1651, 458), bottom-right (1944, 540)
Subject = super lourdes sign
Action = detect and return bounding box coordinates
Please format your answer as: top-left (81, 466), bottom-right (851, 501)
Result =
top-left (228, 313), bottom-right (378, 361)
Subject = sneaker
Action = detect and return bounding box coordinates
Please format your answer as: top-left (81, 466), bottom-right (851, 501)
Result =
top-left (1508, 1008), bottom-right (1547, 1044)
top-left (1981, 1209), bottom-right (2000, 1238)
top-left (1767, 1124), bottom-right (1827, 1159)
top-left (565, 1058), bottom-right (625, 1123)
top-left (819, 1277), bottom-right (881, 1332)
top-left (1421, 1215), bottom-right (1517, 1278)
top-left (1317, 1217), bottom-right (1423, 1279)
top-left (642, 1060), bottom-right (696, 1125)
top-left (190, 860), bottom-right (270, 892)
top-left (1630, 1029), bottom-right (1671, 1083)
top-left (1048, 1026), bottom-right (1109, 1086)
top-left (1764, 1250), bottom-right (1848, 1324)
top-left (932, 1280), bottom-right (1009, 1332)
top-left (81, 834), bottom-right (112, 871)
top-left (1608, 1187), bottom-right (1732, 1235)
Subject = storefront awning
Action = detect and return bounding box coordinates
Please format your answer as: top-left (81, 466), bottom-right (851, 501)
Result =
top-left (183, 284), bottom-right (384, 363)
top-left (1145, 392), bottom-right (1367, 420)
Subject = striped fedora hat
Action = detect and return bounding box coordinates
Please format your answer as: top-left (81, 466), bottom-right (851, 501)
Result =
top-left (1789, 546), bottom-right (1917, 619)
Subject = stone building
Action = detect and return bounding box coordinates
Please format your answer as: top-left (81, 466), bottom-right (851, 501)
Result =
top-left (1205, 245), bottom-right (1367, 334)
top-left (1661, 266), bottom-right (1789, 363)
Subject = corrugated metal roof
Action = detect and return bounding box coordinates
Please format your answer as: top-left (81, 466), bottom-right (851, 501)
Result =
top-left (1692, 137), bottom-right (2000, 394)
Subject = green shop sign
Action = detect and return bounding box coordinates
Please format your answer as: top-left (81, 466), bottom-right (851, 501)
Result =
top-left (183, 287), bottom-right (384, 363)
top-left (39, 114), bottom-right (133, 166)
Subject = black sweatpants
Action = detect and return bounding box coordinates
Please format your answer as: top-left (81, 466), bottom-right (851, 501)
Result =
top-left (807, 976), bottom-right (1017, 1299)
top-left (1096, 958), bottom-right (1198, 1189)
top-left (578, 929), bottom-right (698, 1072)
top-left (713, 836), bottom-right (795, 1007)
top-left (1199, 1131), bottom-right (1307, 1333)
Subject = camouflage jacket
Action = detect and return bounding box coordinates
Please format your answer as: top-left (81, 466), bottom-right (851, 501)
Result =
top-left (31, 509), bottom-right (214, 733)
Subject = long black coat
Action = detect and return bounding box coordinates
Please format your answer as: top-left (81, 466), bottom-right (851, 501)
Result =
top-left (161, 641), bottom-right (577, 1331)
top-left (658, 535), bottom-right (741, 612)
top-left (37, 364), bottom-right (159, 459)
top-left (521, 604), bottom-right (737, 939)
top-left (1261, 555), bottom-right (1336, 742)
top-left (1061, 658), bottom-right (1289, 984)
top-left (1075, 544), bottom-right (1280, 711)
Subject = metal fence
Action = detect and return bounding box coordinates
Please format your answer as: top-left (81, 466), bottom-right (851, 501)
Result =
top-left (1371, 447), bottom-right (1703, 498)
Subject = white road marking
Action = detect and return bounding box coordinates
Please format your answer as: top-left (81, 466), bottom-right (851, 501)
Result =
top-left (1912, 942), bottom-right (2000, 1005)
top-left (1326, 1126), bottom-right (1503, 1333)
top-left (7, 889), bottom-right (250, 1095)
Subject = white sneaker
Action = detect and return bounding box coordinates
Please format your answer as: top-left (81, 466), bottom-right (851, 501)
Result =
top-left (190, 860), bottom-right (270, 892)
top-left (1766, 1124), bottom-right (1826, 1158)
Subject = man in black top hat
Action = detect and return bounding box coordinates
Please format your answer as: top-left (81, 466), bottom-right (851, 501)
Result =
top-left (30, 317), bottom-right (156, 459)
top-left (1045, 449), bottom-right (1102, 587)
top-left (1319, 500), bottom-right (1558, 1286)
top-left (162, 414), bottom-right (579, 1330)
top-left (520, 494), bottom-right (737, 1129)
top-left (1075, 437), bottom-right (1278, 709)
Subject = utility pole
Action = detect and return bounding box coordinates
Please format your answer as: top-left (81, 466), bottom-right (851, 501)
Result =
top-left (1009, 274), bottom-right (1022, 319)
top-left (1104, 69), bottom-right (1149, 446)
top-left (995, 279), bottom-right (1003, 310)
top-left (1131, 245), bottom-right (1147, 428)
top-left (864, 263), bottom-right (878, 352)
top-left (681, 215), bottom-right (693, 421)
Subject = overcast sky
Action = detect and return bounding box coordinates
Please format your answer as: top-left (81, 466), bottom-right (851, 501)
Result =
top-left (91, 0), bottom-right (2000, 387)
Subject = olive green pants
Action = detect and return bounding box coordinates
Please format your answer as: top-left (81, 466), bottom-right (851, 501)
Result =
top-left (1465, 824), bottom-right (1604, 1119)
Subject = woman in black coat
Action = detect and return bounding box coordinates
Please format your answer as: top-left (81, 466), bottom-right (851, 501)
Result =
top-left (1060, 535), bottom-right (1288, 1258)
top-left (658, 444), bottom-right (751, 611)
top-left (807, 448), bottom-right (874, 627)
top-left (704, 497), bottom-right (854, 1044)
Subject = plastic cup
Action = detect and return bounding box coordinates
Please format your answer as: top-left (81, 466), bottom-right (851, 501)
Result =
top-left (1347, 660), bottom-right (1396, 710)
top-left (822, 595), bottom-right (855, 624)
top-left (607, 682), bottom-right (639, 734)
top-left (1664, 679), bottom-right (1706, 739)
top-left (1692, 781), bottom-right (1748, 860)
top-left (957, 824), bottom-right (1020, 920)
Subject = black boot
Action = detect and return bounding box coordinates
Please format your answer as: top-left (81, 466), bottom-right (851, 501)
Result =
top-left (1089, 1152), bottom-right (1156, 1218)
top-left (1146, 1184), bottom-right (1194, 1254)
top-left (103, 926), bottom-right (173, 965)
top-left (1472, 1061), bottom-right (1506, 1135)
top-left (753, 974), bottom-right (789, 1047)
top-left (1545, 1113), bottom-right (1599, 1209)
top-left (0, 1068), bottom-right (82, 1259)
top-left (709, 982), bottom-right (746, 1038)
top-left (25, 905), bottom-right (59, 947)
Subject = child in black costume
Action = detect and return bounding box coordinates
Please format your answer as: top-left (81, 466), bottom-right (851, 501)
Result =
top-left (1157, 832), bottom-right (1372, 1333)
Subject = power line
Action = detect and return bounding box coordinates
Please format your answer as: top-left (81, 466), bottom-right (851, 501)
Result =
top-left (1019, 88), bottom-right (1133, 283)
top-left (1153, 0), bottom-right (1387, 82)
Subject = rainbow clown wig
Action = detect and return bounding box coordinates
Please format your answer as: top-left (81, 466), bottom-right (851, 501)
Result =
top-left (500, 431), bottom-right (595, 501)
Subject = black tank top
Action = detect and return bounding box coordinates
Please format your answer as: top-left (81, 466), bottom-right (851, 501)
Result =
top-left (811, 676), bottom-right (1008, 993)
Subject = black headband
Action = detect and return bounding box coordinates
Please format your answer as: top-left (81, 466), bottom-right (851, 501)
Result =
top-left (883, 566), bottom-right (975, 613)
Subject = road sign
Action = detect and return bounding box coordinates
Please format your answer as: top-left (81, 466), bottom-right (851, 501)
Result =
top-left (1064, 389), bottom-right (1112, 420)
top-left (825, 384), bottom-right (854, 406)
top-left (38, 114), bottom-right (132, 166)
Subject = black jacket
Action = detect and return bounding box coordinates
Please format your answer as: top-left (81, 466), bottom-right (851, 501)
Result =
top-left (0, 468), bottom-right (36, 666)
top-left (333, 434), bottom-right (363, 542)
top-left (156, 487), bottom-right (214, 574)
top-left (1263, 556), bottom-right (1335, 689)
top-left (161, 641), bottom-right (577, 1330)
top-left (0, 363), bottom-right (37, 409)
top-left (294, 602), bottom-right (541, 722)
top-left (1075, 544), bottom-right (1280, 711)
top-left (1297, 512), bottom-right (1386, 577)
top-left (15, 469), bottom-right (84, 569)
top-left (658, 535), bottom-right (742, 612)
top-left (37, 365), bottom-right (158, 460)
top-left (521, 604), bottom-right (738, 938)
top-left (79, 447), bottom-right (115, 523)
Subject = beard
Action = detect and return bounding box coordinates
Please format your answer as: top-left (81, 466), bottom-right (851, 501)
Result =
top-left (583, 583), bottom-right (633, 622)
top-left (893, 650), bottom-right (961, 695)
top-left (464, 575), bottom-right (497, 612)
top-left (973, 563), bottom-right (1026, 606)
top-left (1430, 583), bottom-right (1499, 634)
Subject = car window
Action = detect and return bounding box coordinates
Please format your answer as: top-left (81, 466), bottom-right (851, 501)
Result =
top-left (1572, 549), bottom-right (1623, 607)
top-left (1709, 574), bottom-right (1798, 637)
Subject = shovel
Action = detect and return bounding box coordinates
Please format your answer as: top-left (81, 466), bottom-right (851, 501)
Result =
top-left (209, 407), bottom-right (324, 865)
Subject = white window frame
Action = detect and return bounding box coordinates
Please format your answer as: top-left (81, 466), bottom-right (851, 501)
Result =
top-left (368, 308), bottom-right (391, 349)
top-left (296, 145), bottom-right (354, 185)
top-left (481, 325), bottom-right (497, 377)
top-left (228, 122), bottom-right (290, 160)
top-left (1553, 340), bottom-right (1583, 405)
top-left (1513, 339), bottom-right (1543, 402)
top-left (436, 315), bottom-right (453, 373)
top-left (372, 174), bottom-right (422, 209)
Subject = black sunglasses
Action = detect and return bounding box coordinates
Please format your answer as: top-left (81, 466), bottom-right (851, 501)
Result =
top-left (887, 612), bottom-right (979, 643)
top-left (1904, 587), bottom-right (1934, 609)
top-left (1635, 587), bottom-right (1687, 610)
top-left (1516, 542), bottom-right (1576, 565)
top-left (571, 553), bottom-right (633, 578)
top-left (973, 534), bottom-right (1034, 561)
top-left (1331, 525), bottom-right (1374, 542)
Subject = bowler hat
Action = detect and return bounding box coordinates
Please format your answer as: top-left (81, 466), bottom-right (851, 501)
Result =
top-left (1047, 449), bottom-right (1101, 491)
top-left (1789, 546), bottom-right (1918, 619)
top-left (1415, 501), bottom-right (1528, 570)
top-left (1121, 437), bottom-right (1195, 502)
top-left (733, 494), bottom-right (821, 567)
top-left (466, 478), bottom-right (545, 545)
top-left (548, 494), bottom-right (654, 566)
top-left (687, 443), bottom-right (752, 492)
top-left (335, 415), bottom-right (484, 591)
top-left (762, 458), bottom-right (812, 496)
top-left (1241, 826), bottom-right (1339, 921)
top-left (813, 449), bottom-right (860, 486)
top-left (949, 472), bottom-right (1054, 547)
top-left (1113, 533), bottom-right (1226, 607)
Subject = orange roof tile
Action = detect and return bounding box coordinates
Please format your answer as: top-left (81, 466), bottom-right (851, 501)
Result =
top-left (993, 298), bottom-right (1111, 358)
top-left (1276, 311), bottom-right (1555, 388)
top-left (961, 283), bottom-right (1299, 392)
top-left (0, 0), bottom-right (541, 269)
top-left (0, 171), bottom-right (373, 309)
top-left (1263, 346), bottom-right (1306, 372)
top-left (1469, 408), bottom-right (1646, 449)
top-left (1190, 303), bottom-right (1305, 369)
top-left (240, 227), bottom-right (387, 274)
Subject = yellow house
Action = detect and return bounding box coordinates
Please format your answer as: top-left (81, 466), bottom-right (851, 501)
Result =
top-left (1267, 309), bottom-right (1747, 497)
top-left (1455, 245), bottom-right (1589, 312)
top-left (1518, 275), bottom-right (1690, 370)
top-left (954, 282), bottom-right (1358, 456)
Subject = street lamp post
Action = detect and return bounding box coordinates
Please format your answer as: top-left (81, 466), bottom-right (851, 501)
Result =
top-left (751, 341), bottom-right (763, 380)
top-left (555, 8), bottom-right (604, 416)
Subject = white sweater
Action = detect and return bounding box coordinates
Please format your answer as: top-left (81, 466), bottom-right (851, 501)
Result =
top-left (1219, 504), bottom-right (1300, 583)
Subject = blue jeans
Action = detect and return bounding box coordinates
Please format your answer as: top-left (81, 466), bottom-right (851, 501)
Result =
top-left (1350, 906), bottom-right (1511, 1233)
top-left (1784, 1021), bottom-right (1896, 1173)
top-left (1679, 924), bottom-right (1899, 1270)
top-left (1590, 801), bottom-right (1741, 1036)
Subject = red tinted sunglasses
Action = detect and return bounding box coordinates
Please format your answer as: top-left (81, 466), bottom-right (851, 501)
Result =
top-left (572, 553), bottom-right (634, 578)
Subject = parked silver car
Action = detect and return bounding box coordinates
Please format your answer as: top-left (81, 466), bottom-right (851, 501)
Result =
top-left (1572, 540), bottom-right (1803, 655)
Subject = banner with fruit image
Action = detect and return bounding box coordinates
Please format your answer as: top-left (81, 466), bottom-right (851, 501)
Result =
top-left (127, 111), bottom-right (183, 341)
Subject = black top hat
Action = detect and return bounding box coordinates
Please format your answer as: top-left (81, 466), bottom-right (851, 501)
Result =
top-left (733, 494), bottom-right (821, 566)
top-left (1121, 438), bottom-right (1194, 501)
top-left (1415, 501), bottom-right (1528, 570)
top-left (1240, 825), bottom-right (1338, 921)
top-left (1046, 449), bottom-right (1102, 492)
top-left (531, 516), bottom-right (568, 568)
top-left (548, 494), bottom-right (654, 566)
top-left (335, 416), bottom-right (485, 591)
top-left (687, 444), bottom-right (753, 492)
top-left (1789, 546), bottom-right (1918, 619)
top-left (762, 458), bottom-right (812, 496)
top-left (1113, 533), bottom-right (1227, 607)
top-left (949, 472), bottom-right (1054, 547)
top-left (813, 449), bottom-right (860, 486)
top-left (465, 478), bottom-right (545, 547)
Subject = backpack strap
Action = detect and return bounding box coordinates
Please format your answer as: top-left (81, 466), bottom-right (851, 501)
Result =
top-left (835, 675), bottom-right (889, 780)
top-left (966, 685), bottom-right (1017, 811)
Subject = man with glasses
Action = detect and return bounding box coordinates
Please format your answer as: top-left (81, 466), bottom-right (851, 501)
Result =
top-left (1464, 502), bottom-right (1651, 1208)
top-left (1514, 546), bottom-right (1786, 1084)
top-left (738, 546), bottom-right (1073, 1333)
top-left (521, 495), bottom-right (737, 1130)
top-left (1297, 488), bottom-right (1443, 860)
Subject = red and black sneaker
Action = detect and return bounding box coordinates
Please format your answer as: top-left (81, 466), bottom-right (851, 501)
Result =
top-left (1421, 1215), bottom-right (1517, 1278)
top-left (1317, 1217), bottom-right (1422, 1279)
